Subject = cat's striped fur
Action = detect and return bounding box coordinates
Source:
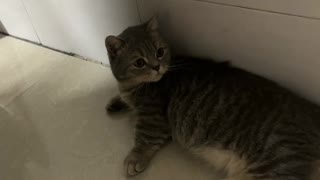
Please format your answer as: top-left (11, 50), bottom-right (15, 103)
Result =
top-left (105, 18), bottom-right (320, 179)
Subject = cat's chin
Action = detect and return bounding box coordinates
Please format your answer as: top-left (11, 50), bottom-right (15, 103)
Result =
top-left (149, 73), bottom-right (165, 82)
top-left (151, 75), bottom-right (163, 82)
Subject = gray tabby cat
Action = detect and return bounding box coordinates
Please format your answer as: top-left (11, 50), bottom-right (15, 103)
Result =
top-left (105, 18), bottom-right (320, 180)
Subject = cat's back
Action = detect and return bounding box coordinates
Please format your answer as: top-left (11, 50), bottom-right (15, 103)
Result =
top-left (168, 57), bottom-right (320, 116)
top-left (166, 57), bottom-right (320, 145)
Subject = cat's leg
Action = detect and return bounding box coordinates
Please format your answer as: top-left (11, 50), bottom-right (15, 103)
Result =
top-left (106, 95), bottom-right (130, 114)
top-left (124, 112), bottom-right (171, 176)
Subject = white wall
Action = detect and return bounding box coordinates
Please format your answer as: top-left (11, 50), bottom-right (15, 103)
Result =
top-left (0, 0), bottom-right (39, 42)
top-left (1, 0), bottom-right (320, 104)
top-left (137, 0), bottom-right (320, 104)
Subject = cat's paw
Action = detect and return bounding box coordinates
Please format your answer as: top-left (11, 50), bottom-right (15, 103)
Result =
top-left (106, 102), bottom-right (128, 113)
top-left (106, 97), bottom-right (130, 114)
top-left (124, 151), bottom-right (150, 177)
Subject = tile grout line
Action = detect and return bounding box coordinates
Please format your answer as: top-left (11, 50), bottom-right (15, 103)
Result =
top-left (0, 33), bottom-right (109, 68)
top-left (195, 0), bottom-right (320, 21)
top-left (19, 0), bottom-right (42, 44)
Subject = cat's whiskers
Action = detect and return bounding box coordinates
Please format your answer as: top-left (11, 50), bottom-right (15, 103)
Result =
top-left (168, 64), bottom-right (189, 72)
top-left (168, 61), bottom-right (193, 71)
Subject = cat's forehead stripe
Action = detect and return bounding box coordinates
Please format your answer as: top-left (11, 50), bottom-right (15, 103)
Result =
top-left (135, 41), bottom-right (155, 57)
top-left (145, 41), bottom-right (155, 53)
top-left (135, 47), bottom-right (144, 57)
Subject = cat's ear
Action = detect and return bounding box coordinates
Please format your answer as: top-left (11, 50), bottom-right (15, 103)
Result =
top-left (105, 36), bottom-right (125, 57)
top-left (146, 16), bottom-right (159, 32)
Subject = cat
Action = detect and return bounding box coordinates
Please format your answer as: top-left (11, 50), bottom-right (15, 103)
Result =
top-left (104, 17), bottom-right (320, 180)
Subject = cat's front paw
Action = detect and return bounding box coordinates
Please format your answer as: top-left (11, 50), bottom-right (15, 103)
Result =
top-left (106, 102), bottom-right (128, 113)
top-left (106, 96), bottom-right (130, 114)
top-left (124, 151), bottom-right (150, 177)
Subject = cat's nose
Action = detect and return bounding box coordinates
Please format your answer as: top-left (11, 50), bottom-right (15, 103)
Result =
top-left (152, 65), bottom-right (160, 71)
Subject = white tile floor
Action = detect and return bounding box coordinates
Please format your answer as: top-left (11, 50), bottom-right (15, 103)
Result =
top-left (0, 35), bottom-right (219, 180)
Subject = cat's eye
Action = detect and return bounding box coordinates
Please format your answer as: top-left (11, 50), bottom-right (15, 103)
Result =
top-left (134, 58), bottom-right (146, 68)
top-left (156, 48), bottom-right (165, 58)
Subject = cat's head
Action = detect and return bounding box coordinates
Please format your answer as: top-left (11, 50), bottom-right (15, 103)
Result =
top-left (105, 17), bottom-right (170, 87)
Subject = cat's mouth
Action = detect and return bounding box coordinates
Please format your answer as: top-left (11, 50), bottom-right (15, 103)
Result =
top-left (159, 65), bottom-right (168, 74)
top-left (133, 65), bottom-right (167, 83)
top-left (150, 65), bottom-right (167, 82)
